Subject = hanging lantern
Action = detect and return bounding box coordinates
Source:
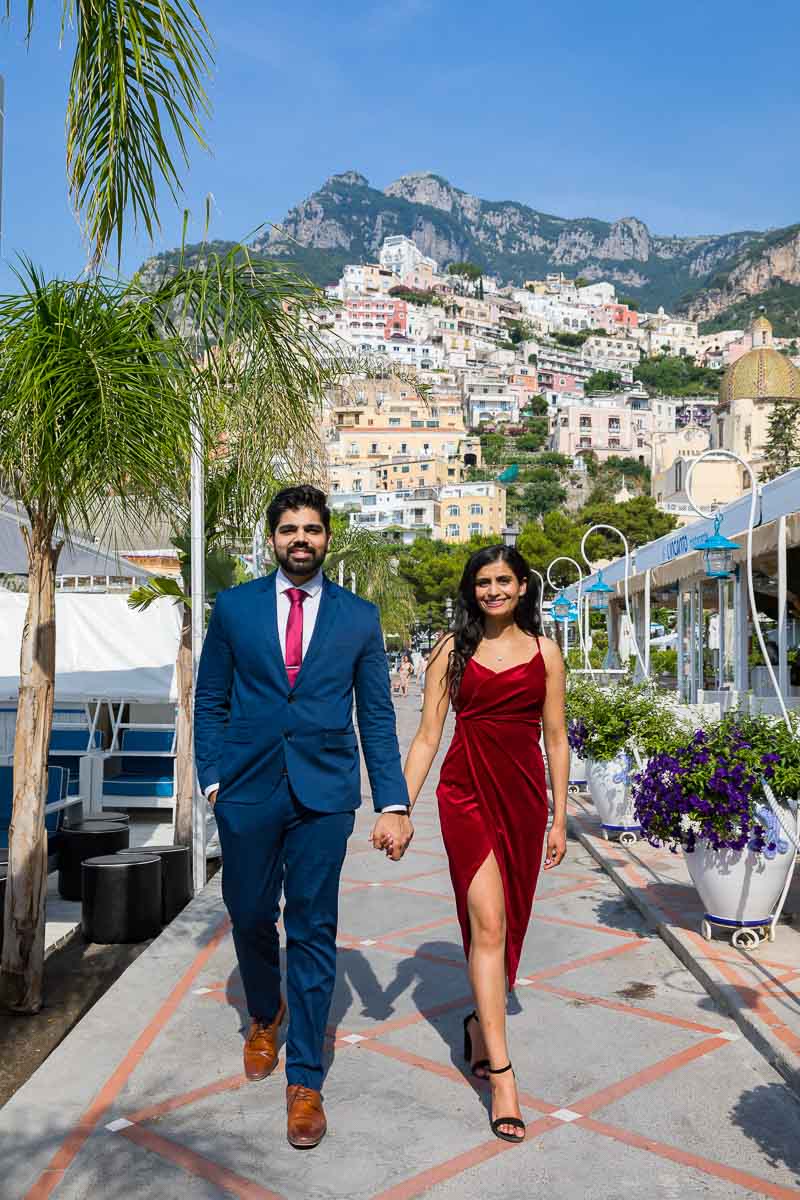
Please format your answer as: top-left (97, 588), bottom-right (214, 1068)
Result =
top-left (585, 569), bottom-right (614, 612)
top-left (695, 514), bottom-right (738, 579)
top-left (567, 602), bottom-right (579, 621)
top-left (551, 592), bottom-right (571, 621)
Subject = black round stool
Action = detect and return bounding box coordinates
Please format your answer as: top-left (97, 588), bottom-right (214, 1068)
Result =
top-left (78, 812), bottom-right (131, 826)
top-left (58, 822), bottom-right (130, 901)
top-left (115, 844), bottom-right (192, 924)
top-left (82, 853), bottom-right (162, 943)
top-left (0, 847), bottom-right (8, 866)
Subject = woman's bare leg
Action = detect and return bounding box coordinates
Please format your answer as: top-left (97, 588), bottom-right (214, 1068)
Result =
top-left (466, 852), bottom-right (523, 1139)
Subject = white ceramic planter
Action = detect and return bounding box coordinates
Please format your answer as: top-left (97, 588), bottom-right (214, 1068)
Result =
top-left (684, 837), bottom-right (795, 947)
top-left (585, 753), bottom-right (641, 843)
top-left (569, 754), bottom-right (587, 791)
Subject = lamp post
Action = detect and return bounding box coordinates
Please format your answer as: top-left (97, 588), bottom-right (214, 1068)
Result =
top-left (502, 522), bottom-right (520, 548)
top-left (581, 524), bottom-right (647, 680)
top-left (547, 556), bottom-right (587, 665)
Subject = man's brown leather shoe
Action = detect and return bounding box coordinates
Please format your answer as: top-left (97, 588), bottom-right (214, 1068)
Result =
top-left (286, 1084), bottom-right (327, 1148)
top-left (243, 999), bottom-right (286, 1081)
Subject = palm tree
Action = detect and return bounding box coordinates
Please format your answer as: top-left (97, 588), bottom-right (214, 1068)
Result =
top-left (327, 518), bottom-right (417, 644)
top-left (5, 1), bottom-right (213, 268)
top-left (0, 248), bottom-right (340, 1012)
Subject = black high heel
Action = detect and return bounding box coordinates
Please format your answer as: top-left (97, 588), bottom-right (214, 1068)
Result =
top-left (487, 1063), bottom-right (525, 1143)
top-left (462, 1011), bottom-right (489, 1078)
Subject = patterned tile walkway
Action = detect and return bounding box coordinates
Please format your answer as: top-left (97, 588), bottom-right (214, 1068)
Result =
top-left (2, 697), bottom-right (800, 1198)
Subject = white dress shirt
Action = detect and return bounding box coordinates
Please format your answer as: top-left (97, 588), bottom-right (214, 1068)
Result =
top-left (275, 566), bottom-right (323, 658)
top-left (206, 567), bottom-right (407, 812)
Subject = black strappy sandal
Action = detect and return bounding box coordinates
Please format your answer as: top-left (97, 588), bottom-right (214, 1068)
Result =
top-left (462, 1011), bottom-right (489, 1078)
top-left (488, 1063), bottom-right (526, 1143)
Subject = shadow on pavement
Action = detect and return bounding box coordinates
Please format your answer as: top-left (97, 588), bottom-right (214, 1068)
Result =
top-left (730, 1082), bottom-right (800, 1183)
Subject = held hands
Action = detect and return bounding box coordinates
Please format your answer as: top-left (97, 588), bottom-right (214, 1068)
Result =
top-left (207, 788), bottom-right (219, 809)
top-left (370, 812), bottom-right (414, 862)
top-left (543, 822), bottom-right (567, 870)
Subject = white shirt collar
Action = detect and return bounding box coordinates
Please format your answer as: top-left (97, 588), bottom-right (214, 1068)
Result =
top-left (275, 566), bottom-right (324, 597)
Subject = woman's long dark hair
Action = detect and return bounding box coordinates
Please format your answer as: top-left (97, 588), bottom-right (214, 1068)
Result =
top-left (446, 545), bottom-right (542, 704)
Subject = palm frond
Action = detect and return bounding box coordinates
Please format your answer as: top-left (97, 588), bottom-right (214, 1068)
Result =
top-left (62, 0), bottom-right (212, 267)
top-left (128, 574), bottom-right (187, 610)
top-left (0, 260), bottom-right (194, 544)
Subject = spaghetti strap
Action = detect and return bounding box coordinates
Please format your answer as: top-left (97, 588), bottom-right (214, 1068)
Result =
top-left (535, 635), bottom-right (541, 651)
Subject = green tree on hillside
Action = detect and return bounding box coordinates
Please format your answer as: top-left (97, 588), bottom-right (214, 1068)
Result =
top-left (579, 496), bottom-right (677, 556)
top-left (586, 369), bottom-right (623, 393)
top-left (507, 318), bottom-right (535, 345)
top-left (481, 433), bottom-right (506, 465)
top-left (516, 420), bottom-right (549, 452)
top-left (519, 478), bottom-right (567, 519)
top-left (761, 399), bottom-right (800, 481)
top-left (522, 394), bottom-right (549, 417)
top-left (634, 355), bottom-right (720, 396)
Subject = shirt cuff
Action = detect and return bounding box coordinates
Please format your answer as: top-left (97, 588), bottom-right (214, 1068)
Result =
top-left (204, 782), bottom-right (220, 799)
top-left (381, 804), bottom-right (409, 813)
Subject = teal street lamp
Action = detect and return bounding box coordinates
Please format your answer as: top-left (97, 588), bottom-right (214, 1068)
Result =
top-left (694, 514), bottom-right (738, 579)
top-left (585, 569), bottom-right (614, 612)
top-left (567, 602), bottom-right (579, 621)
top-left (551, 592), bottom-right (571, 621)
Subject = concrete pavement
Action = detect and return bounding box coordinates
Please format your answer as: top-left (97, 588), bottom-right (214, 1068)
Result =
top-left (2, 695), bottom-right (800, 1198)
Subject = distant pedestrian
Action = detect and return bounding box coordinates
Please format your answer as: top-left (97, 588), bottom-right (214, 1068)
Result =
top-left (397, 653), bottom-right (413, 697)
top-left (417, 652), bottom-right (429, 710)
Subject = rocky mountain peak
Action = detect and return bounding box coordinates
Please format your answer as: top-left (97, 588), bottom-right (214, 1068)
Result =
top-left (385, 172), bottom-right (463, 213)
top-left (326, 170), bottom-right (369, 188)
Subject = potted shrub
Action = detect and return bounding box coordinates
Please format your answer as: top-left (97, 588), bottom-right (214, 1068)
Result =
top-left (632, 712), bottom-right (800, 947)
top-left (567, 681), bottom-right (685, 844)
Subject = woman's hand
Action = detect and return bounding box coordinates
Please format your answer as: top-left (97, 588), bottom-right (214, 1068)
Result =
top-left (543, 822), bottom-right (567, 870)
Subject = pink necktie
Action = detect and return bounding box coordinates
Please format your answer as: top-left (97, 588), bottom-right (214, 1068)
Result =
top-left (285, 588), bottom-right (308, 687)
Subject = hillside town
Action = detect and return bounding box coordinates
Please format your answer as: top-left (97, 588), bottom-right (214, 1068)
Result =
top-left (313, 233), bottom-right (795, 543)
top-left (7, 1), bottom-right (800, 1192)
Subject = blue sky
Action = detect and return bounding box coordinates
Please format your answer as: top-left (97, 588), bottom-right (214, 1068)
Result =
top-left (2, 0), bottom-right (799, 288)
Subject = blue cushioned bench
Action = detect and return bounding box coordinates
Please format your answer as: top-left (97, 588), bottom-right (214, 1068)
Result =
top-left (103, 729), bottom-right (175, 808)
top-left (0, 766), bottom-right (68, 853)
top-left (49, 728), bottom-right (104, 797)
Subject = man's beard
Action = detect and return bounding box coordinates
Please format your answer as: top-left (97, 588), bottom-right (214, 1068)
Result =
top-left (274, 542), bottom-right (328, 579)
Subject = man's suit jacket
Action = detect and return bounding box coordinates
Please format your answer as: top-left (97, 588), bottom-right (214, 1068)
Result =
top-left (194, 571), bottom-right (408, 813)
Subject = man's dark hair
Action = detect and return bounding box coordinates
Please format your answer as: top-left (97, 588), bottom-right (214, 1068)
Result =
top-left (267, 485), bottom-right (331, 535)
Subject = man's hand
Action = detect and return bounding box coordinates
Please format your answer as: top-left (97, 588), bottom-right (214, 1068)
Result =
top-left (207, 787), bottom-right (219, 809)
top-left (370, 812), bottom-right (414, 861)
top-left (543, 822), bottom-right (567, 870)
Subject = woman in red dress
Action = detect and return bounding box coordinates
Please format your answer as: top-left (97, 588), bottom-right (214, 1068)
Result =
top-left (402, 545), bottom-right (569, 1143)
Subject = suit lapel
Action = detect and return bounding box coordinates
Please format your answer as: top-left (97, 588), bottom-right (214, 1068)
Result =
top-left (258, 572), bottom-right (285, 686)
top-left (294, 575), bottom-right (338, 689)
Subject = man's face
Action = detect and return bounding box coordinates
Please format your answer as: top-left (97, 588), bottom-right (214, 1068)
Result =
top-left (270, 506), bottom-right (330, 581)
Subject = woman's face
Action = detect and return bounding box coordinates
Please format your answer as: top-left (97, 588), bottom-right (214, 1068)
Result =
top-left (473, 559), bottom-right (526, 620)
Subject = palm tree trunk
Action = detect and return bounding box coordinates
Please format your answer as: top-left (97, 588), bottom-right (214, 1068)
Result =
top-left (173, 602), bottom-right (194, 852)
top-left (1, 517), bottom-right (60, 1013)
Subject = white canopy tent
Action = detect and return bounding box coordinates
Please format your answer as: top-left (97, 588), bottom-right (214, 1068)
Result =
top-left (0, 592), bottom-right (180, 702)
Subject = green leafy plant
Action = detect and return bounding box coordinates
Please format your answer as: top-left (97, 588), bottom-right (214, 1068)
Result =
top-left (566, 679), bottom-right (689, 763)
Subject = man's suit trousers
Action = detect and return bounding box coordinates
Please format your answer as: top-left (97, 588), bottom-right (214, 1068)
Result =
top-left (214, 778), bottom-right (354, 1090)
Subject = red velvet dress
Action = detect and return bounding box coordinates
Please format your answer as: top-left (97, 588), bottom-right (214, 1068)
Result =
top-left (437, 643), bottom-right (548, 988)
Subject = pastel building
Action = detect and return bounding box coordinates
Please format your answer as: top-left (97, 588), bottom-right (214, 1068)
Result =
top-left (439, 482), bottom-right (507, 543)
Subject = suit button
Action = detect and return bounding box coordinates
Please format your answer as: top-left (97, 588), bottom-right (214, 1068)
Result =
top-left (285, 733), bottom-right (292, 741)
top-left (288, 694), bottom-right (295, 704)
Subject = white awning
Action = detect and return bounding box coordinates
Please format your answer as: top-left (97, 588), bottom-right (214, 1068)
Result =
top-left (0, 592), bottom-right (180, 701)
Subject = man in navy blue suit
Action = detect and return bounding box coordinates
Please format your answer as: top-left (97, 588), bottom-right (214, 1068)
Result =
top-left (195, 485), bottom-right (412, 1148)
